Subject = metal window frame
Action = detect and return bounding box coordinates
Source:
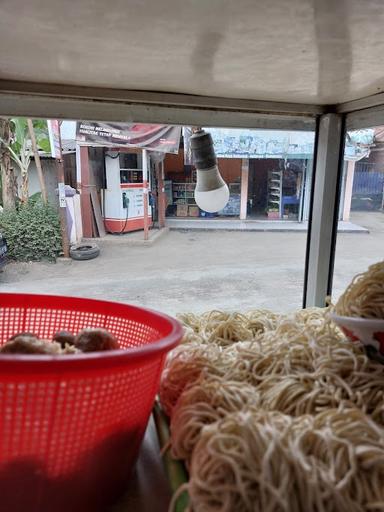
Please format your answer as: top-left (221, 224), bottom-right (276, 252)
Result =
top-left (0, 81), bottom-right (318, 131)
top-left (0, 80), bottom-right (325, 115)
top-left (304, 102), bottom-right (384, 306)
top-left (345, 105), bottom-right (384, 131)
top-left (303, 114), bottom-right (346, 307)
top-left (302, 117), bottom-right (320, 307)
top-left (1, 79), bottom-right (383, 309)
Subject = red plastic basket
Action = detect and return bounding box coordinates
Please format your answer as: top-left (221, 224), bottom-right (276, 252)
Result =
top-left (0, 293), bottom-right (182, 512)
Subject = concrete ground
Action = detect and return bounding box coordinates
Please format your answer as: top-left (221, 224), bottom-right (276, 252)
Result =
top-left (0, 211), bottom-right (382, 316)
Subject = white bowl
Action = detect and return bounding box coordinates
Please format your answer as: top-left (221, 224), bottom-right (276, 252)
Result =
top-left (331, 314), bottom-right (384, 363)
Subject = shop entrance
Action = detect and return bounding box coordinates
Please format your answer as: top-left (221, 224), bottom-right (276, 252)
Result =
top-left (247, 158), bottom-right (310, 221)
top-left (247, 159), bottom-right (275, 219)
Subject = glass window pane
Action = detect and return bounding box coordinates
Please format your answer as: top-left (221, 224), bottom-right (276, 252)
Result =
top-left (1, 118), bottom-right (316, 315)
top-left (333, 126), bottom-right (384, 301)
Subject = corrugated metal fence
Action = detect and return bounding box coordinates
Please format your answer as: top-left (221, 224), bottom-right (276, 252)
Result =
top-left (353, 162), bottom-right (384, 195)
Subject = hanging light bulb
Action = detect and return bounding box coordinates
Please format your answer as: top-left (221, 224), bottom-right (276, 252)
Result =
top-left (190, 129), bottom-right (229, 213)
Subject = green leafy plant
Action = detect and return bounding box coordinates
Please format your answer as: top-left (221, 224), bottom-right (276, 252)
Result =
top-left (0, 201), bottom-right (62, 261)
top-left (0, 118), bottom-right (50, 202)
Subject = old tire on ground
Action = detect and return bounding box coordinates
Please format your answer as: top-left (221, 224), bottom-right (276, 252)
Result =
top-left (70, 243), bottom-right (100, 261)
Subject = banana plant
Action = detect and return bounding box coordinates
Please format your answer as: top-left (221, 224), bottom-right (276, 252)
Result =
top-left (0, 118), bottom-right (50, 202)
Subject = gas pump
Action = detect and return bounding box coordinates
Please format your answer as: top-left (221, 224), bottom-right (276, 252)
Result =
top-left (103, 150), bottom-right (152, 233)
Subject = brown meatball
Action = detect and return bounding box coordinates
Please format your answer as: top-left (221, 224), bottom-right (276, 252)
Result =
top-left (0, 334), bottom-right (61, 355)
top-left (74, 328), bottom-right (119, 353)
top-left (52, 330), bottom-right (76, 348)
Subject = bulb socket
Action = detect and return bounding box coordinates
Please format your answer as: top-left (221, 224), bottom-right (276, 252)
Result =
top-left (190, 130), bottom-right (217, 170)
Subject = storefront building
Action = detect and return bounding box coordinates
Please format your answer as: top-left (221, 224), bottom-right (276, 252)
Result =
top-left (163, 127), bottom-right (372, 223)
top-left (73, 122), bottom-right (375, 236)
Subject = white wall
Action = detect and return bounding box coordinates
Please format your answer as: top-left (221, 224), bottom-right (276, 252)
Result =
top-left (15, 159), bottom-right (59, 204)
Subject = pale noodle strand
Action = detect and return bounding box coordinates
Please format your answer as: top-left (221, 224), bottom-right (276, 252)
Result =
top-left (170, 376), bottom-right (260, 463)
top-left (186, 409), bottom-right (384, 512)
top-left (177, 309), bottom-right (283, 346)
top-left (162, 308), bottom-right (384, 422)
top-left (159, 342), bottom-right (234, 416)
top-left (335, 261), bottom-right (384, 319)
top-left (163, 296), bottom-right (384, 512)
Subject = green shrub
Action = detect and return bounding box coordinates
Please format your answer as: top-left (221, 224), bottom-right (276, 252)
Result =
top-left (0, 200), bottom-right (62, 261)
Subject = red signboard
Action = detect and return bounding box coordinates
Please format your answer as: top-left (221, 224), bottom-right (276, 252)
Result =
top-left (76, 122), bottom-right (181, 154)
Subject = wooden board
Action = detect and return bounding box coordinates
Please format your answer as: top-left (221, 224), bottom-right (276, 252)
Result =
top-left (90, 187), bottom-right (106, 237)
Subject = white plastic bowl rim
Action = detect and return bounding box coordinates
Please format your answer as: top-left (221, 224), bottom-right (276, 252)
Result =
top-left (331, 313), bottom-right (384, 351)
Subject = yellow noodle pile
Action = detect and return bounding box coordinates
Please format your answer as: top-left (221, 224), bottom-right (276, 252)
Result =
top-left (170, 376), bottom-right (260, 463)
top-left (186, 408), bottom-right (384, 512)
top-left (335, 261), bottom-right (384, 319)
top-left (163, 302), bottom-right (384, 511)
top-left (177, 308), bottom-right (282, 346)
top-left (159, 342), bottom-right (233, 416)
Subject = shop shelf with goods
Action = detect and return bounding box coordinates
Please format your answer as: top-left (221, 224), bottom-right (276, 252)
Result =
top-left (267, 170), bottom-right (282, 219)
top-left (172, 183), bottom-right (197, 205)
top-left (172, 182), bottom-right (199, 217)
top-left (281, 163), bottom-right (303, 220)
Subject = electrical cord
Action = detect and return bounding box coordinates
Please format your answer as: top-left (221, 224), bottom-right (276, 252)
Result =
top-left (119, 194), bottom-right (129, 234)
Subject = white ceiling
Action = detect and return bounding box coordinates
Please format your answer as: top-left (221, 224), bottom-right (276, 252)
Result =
top-left (1, 0), bottom-right (384, 106)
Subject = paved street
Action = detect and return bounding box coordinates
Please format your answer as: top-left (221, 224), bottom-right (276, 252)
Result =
top-left (1, 212), bottom-right (382, 316)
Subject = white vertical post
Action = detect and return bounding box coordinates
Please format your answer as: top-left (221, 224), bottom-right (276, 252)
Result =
top-left (240, 158), bottom-right (249, 220)
top-left (142, 149), bottom-right (149, 240)
top-left (304, 113), bottom-right (345, 307)
top-left (342, 160), bottom-right (355, 221)
top-left (302, 159), bottom-right (313, 221)
top-left (75, 142), bottom-right (82, 187)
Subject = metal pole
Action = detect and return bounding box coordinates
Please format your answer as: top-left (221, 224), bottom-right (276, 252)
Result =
top-left (56, 124), bottom-right (70, 258)
top-left (240, 158), bottom-right (249, 220)
top-left (303, 113), bottom-right (345, 307)
top-left (79, 145), bottom-right (93, 238)
top-left (381, 180), bottom-right (384, 211)
top-left (142, 149), bottom-right (149, 240)
top-left (156, 160), bottom-right (166, 228)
